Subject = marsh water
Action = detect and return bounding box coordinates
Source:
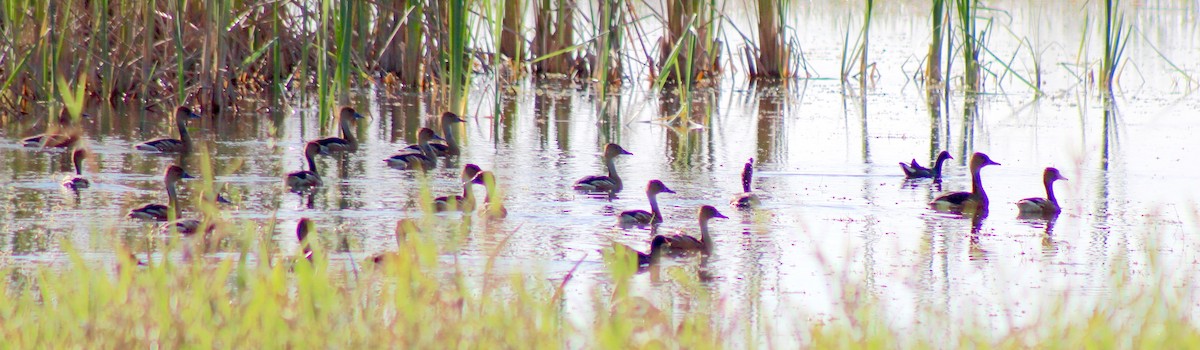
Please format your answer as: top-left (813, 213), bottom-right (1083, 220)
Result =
top-left (2, 0), bottom-right (1198, 341)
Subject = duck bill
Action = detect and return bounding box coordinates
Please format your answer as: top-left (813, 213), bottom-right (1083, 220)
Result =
top-left (713, 211), bottom-right (728, 219)
top-left (987, 160), bottom-right (1001, 166)
top-left (354, 112), bottom-right (364, 119)
top-left (182, 172), bottom-right (196, 179)
top-left (661, 187), bottom-right (676, 194)
top-left (188, 112), bottom-right (202, 119)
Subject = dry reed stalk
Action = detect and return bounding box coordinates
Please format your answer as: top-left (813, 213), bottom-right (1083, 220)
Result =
top-left (532, 0), bottom-right (580, 78)
top-left (752, 0), bottom-right (789, 79)
top-left (657, 0), bottom-right (720, 87)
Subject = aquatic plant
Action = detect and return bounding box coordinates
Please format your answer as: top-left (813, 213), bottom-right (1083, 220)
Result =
top-left (531, 0), bottom-right (580, 78)
top-left (655, 0), bottom-right (722, 89)
top-left (744, 0), bottom-right (793, 80)
top-left (925, 0), bottom-right (947, 86)
top-left (1099, 0), bottom-right (1130, 92)
top-left (954, 0), bottom-right (984, 92)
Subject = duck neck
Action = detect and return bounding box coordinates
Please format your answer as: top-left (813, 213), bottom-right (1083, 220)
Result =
top-left (604, 156), bottom-right (621, 187)
top-left (648, 192), bottom-right (663, 223)
top-left (1044, 178), bottom-right (1058, 206)
top-left (462, 182), bottom-right (476, 211)
top-left (177, 118), bottom-right (191, 146)
top-left (73, 157), bottom-right (84, 176)
top-left (442, 123), bottom-right (459, 154)
top-left (742, 167), bottom-right (753, 193)
top-left (305, 153), bottom-right (320, 176)
top-left (970, 165), bottom-right (988, 205)
top-left (932, 156), bottom-right (948, 177)
top-left (698, 218), bottom-right (713, 252)
top-left (340, 118), bottom-right (357, 146)
top-left (166, 180), bottom-right (180, 218)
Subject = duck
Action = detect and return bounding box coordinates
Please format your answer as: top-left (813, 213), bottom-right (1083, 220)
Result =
top-left (21, 111), bottom-right (88, 149)
top-left (1016, 167), bottom-right (1068, 215)
top-left (128, 165), bottom-right (194, 221)
top-left (470, 171), bottom-right (508, 218)
top-left (618, 180), bottom-right (675, 226)
top-left (370, 219), bottom-right (419, 265)
top-left (607, 235), bottom-right (669, 267)
top-left (296, 218), bottom-right (315, 262)
top-left (135, 106), bottom-right (202, 153)
top-left (573, 143), bottom-right (633, 192)
top-left (930, 152), bottom-right (1000, 213)
top-left (433, 164), bottom-right (483, 212)
top-left (656, 205), bottom-right (728, 255)
top-left (314, 106), bottom-right (365, 154)
top-left (731, 158), bottom-right (761, 208)
top-left (285, 141), bottom-right (323, 189)
top-left (402, 112), bottom-right (466, 156)
top-left (161, 191), bottom-right (226, 236)
top-left (61, 148), bottom-right (90, 189)
top-left (21, 110), bottom-right (88, 149)
top-left (386, 128), bottom-right (443, 170)
top-left (901, 151), bottom-right (953, 180)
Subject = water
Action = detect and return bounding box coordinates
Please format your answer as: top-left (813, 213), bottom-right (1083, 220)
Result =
top-left (2, 0), bottom-right (1198, 341)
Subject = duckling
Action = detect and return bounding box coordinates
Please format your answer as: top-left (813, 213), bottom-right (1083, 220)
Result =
top-left (731, 158), bottom-right (760, 208)
top-left (573, 143), bottom-right (632, 192)
top-left (135, 107), bottom-right (202, 153)
top-left (314, 106), bottom-right (365, 153)
top-left (386, 128), bottom-right (443, 170)
top-left (128, 165), bottom-right (194, 221)
top-left (162, 218), bottom-right (217, 236)
top-left (1016, 167), bottom-right (1068, 214)
top-left (402, 112), bottom-right (466, 156)
top-left (618, 180), bottom-right (675, 226)
top-left (285, 141), bottom-right (323, 189)
top-left (433, 164), bottom-right (483, 212)
top-left (21, 111), bottom-right (88, 149)
top-left (901, 151), bottom-right (953, 180)
top-left (470, 171), bottom-right (508, 218)
top-left (930, 152), bottom-right (1000, 213)
top-left (61, 148), bottom-right (90, 189)
top-left (607, 235), bottom-right (669, 267)
top-left (296, 218), bottom-right (315, 262)
top-left (657, 205), bottom-right (728, 255)
top-left (370, 219), bottom-right (418, 265)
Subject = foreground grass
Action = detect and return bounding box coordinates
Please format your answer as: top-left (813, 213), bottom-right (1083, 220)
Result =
top-left (2, 237), bottom-right (1198, 349)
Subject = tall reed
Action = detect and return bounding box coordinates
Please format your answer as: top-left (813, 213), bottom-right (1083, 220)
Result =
top-left (656, 0), bottom-right (721, 88)
top-left (1099, 0), bottom-right (1129, 92)
top-left (954, 0), bottom-right (983, 92)
top-left (532, 0), bottom-right (579, 78)
top-left (925, 0), bottom-right (947, 86)
top-left (747, 0), bottom-right (792, 80)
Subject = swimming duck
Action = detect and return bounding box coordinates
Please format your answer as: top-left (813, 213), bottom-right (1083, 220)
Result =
top-left (21, 111), bottom-right (88, 148)
top-left (128, 165), bottom-right (194, 221)
top-left (608, 235), bottom-right (670, 267)
top-left (618, 180), bottom-right (675, 226)
top-left (135, 107), bottom-right (202, 153)
top-left (657, 205), bottom-right (728, 255)
top-left (470, 171), bottom-right (508, 218)
top-left (731, 158), bottom-right (761, 208)
top-left (433, 164), bottom-right (483, 212)
top-left (573, 143), bottom-right (632, 192)
top-left (901, 151), bottom-right (953, 180)
top-left (930, 152), bottom-right (1000, 213)
top-left (1016, 167), bottom-right (1068, 214)
top-left (61, 148), bottom-right (90, 189)
top-left (370, 219), bottom-right (419, 264)
top-left (296, 218), bottom-right (315, 262)
top-left (386, 128), bottom-right (443, 170)
top-left (314, 106), bottom-right (365, 153)
top-left (403, 112), bottom-right (466, 156)
top-left (285, 141), bottom-right (324, 189)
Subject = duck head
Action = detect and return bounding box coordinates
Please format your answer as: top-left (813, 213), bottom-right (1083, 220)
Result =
top-left (441, 111), bottom-right (466, 125)
top-left (339, 106), bottom-right (365, 120)
top-left (165, 164), bottom-right (195, 182)
top-left (936, 151), bottom-right (953, 162)
top-left (969, 152), bottom-right (1001, 170)
top-left (603, 143), bottom-right (633, 159)
top-left (176, 106), bottom-right (201, 120)
top-left (698, 205), bottom-right (728, 221)
top-left (647, 180), bottom-right (675, 195)
top-left (1044, 167), bottom-right (1068, 182)
top-left (416, 127), bottom-right (444, 143)
top-left (461, 164), bottom-right (483, 182)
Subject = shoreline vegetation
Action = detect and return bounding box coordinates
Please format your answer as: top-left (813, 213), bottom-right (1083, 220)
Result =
top-left (0, 217), bottom-right (1196, 348)
top-left (2, 0), bottom-right (1198, 347)
top-left (1, 0), bottom-right (1177, 118)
